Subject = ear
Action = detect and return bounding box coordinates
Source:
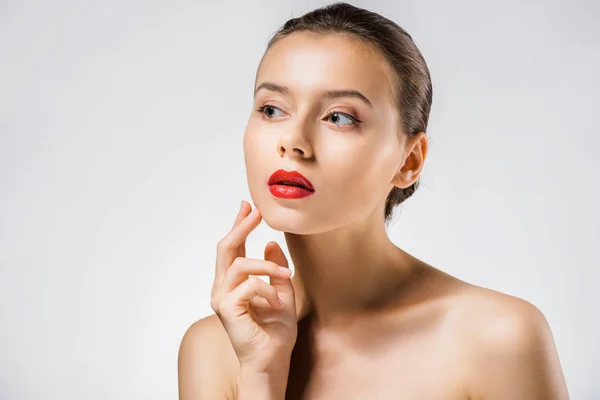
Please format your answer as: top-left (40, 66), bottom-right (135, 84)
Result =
top-left (391, 132), bottom-right (428, 188)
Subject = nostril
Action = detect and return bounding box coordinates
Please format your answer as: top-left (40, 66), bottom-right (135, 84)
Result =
top-left (278, 144), bottom-right (310, 158)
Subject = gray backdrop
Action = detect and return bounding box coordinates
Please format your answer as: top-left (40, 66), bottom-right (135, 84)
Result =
top-left (1, 0), bottom-right (598, 398)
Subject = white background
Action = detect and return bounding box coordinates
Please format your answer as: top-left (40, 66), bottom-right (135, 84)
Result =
top-left (1, 0), bottom-right (598, 398)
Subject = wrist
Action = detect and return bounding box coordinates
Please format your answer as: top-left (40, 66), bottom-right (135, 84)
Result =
top-left (237, 363), bottom-right (290, 400)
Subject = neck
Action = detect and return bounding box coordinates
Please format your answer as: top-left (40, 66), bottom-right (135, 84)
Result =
top-left (285, 208), bottom-right (416, 328)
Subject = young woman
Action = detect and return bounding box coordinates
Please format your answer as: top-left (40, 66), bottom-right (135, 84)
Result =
top-left (178, 3), bottom-right (569, 399)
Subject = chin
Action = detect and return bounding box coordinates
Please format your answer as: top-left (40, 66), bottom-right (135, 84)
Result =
top-left (249, 184), bottom-right (348, 234)
top-left (259, 204), bottom-right (330, 235)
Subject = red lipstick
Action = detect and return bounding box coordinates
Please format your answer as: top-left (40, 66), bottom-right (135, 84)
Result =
top-left (268, 169), bottom-right (315, 199)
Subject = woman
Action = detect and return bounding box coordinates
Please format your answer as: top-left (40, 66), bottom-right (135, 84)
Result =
top-left (178, 3), bottom-right (569, 399)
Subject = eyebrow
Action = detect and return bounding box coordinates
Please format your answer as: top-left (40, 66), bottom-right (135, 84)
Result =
top-left (254, 81), bottom-right (373, 108)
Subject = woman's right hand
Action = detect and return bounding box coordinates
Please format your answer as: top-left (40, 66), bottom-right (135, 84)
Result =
top-left (210, 200), bottom-right (298, 374)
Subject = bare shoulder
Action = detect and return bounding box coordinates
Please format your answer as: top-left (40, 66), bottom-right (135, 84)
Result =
top-left (450, 283), bottom-right (551, 343)
top-left (178, 314), bottom-right (239, 400)
top-left (446, 283), bottom-right (570, 400)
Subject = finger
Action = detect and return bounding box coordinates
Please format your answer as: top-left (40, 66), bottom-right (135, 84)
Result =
top-left (250, 296), bottom-right (272, 310)
top-left (264, 241), bottom-right (291, 280)
top-left (212, 202), bottom-right (246, 292)
top-left (232, 200), bottom-right (251, 229)
top-left (215, 206), bottom-right (262, 282)
top-left (221, 276), bottom-right (283, 316)
top-left (221, 257), bottom-right (292, 292)
top-left (232, 201), bottom-right (251, 259)
top-left (264, 241), bottom-right (295, 302)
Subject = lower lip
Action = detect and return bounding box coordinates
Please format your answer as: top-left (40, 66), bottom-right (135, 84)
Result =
top-left (269, 184), bottom-right (315, 199)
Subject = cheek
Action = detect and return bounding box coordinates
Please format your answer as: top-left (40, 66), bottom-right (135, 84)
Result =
top-left (243, 128), bottom-right (267, 173)
top-left (321, 142), bottom-right (398, 212)
top-left (242, 131), bottom-right (252, 168)
top-left (243, 128), bottom-right (274, 199)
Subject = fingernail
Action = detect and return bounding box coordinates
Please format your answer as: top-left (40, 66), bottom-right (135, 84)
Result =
top-left (239, 201), bottom-right (244, 213)
top-left (278, 266), bottom-right (292, 275)
top-left (278, 297), bottom-right (285, 308)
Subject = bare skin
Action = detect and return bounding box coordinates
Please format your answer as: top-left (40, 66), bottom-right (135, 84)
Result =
top-left (179, 240), bottom-right (569, 399)
top-left (178, 31), bottom-right (569, 399)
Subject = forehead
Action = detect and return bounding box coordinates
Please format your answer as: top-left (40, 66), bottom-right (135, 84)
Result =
top-left (256, 31), bottom-right (396, 105)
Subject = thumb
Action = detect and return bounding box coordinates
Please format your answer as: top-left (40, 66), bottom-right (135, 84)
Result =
top-left (264, 241), bottom-right (289, 267)
top-left (264, 241), bottom-right (294, 294)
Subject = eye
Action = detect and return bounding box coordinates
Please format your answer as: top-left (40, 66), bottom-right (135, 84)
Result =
top-left (256, 105), bottom-right (286, 119)
top-left (324, 111), bottom-right (360, 126)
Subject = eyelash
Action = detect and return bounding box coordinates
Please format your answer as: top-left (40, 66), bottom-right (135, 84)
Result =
top-left (255, 105), bottom-right (362, 126)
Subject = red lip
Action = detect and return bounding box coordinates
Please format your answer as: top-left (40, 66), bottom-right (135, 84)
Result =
top-left (267, 169), bottom-right (315, 199)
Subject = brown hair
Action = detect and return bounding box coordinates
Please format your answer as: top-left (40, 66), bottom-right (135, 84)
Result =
top-left (263, 2), bottom-right (433, 224)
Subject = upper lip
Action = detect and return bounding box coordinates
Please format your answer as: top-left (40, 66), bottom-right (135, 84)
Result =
top-left (268, 169), bottom-right (315, 191)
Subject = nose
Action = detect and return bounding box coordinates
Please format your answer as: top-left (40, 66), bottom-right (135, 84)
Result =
top-left (277, 127), bottom-right (314, 160)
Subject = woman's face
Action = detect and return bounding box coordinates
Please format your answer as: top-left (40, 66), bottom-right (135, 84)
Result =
top-left (244, 31), bottom-right (408, 234)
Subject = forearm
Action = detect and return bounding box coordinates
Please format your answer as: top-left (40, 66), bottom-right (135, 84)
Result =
top-left (236, 366), bottom-right (290, 400)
